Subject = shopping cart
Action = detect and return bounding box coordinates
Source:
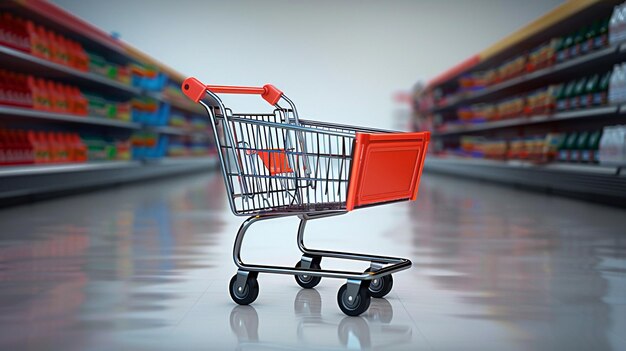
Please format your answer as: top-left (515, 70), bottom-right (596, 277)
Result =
top-left (182, 77), bottom-right (430, 316)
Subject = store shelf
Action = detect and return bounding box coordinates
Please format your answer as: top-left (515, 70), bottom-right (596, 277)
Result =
top-left (431, 44), bottom-right (625, 113)
top-left (426, 0), bottom-right (617, 89)
top-left (0, 160), bottom-right (139, 177)
top-left (434, 105), bottom-right (620, 136)
top-left (4, 0), bottom-right (127, 58)
top-left (0, 157), bottom-right (217, 203)
top-left (146, 91), bottom-right (205, 114)
top-left (0, 46), bottom-right (140, 96)
top-left (424, 156), bottom-right (626, 206)
top-left (0, 105), bottom-right (141, 129)
top-left (148, 156), bottom-right (217, 167)
top-left (148, 125), bottom-right (211, 138)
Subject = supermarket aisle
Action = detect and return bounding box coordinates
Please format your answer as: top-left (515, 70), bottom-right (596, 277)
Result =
top-left (0, 172), bottom-right (625, 351)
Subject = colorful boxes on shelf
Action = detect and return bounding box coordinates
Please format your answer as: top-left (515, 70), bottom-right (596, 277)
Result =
top-left (0, 70), bottom-right (32, 108)
top-left (0, 128), bottom-right (88, 165)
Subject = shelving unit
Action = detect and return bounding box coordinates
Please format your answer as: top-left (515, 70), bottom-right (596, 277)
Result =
top-left (425, 156), bottom-right (626, 206)
top-left (432, 43), bottom-right (626, 113)
top-left (0, 46), bottom-right (141, 96)
top-left (149, 126), bottom-right (211, 138)
top-left (0, 106), bottom-right (142, 129)
top-left (413, 0), bottom-right (626, 207)
top-left (434, 105), bottom-right (619, 136)
top-left (0, 0), bottom-right (216, 203)
top-left (0, 157), bottom-right (216, 202)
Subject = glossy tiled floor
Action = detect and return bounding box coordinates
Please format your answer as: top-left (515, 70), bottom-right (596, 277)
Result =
top-left (1, 172), bottom-right (625, 351)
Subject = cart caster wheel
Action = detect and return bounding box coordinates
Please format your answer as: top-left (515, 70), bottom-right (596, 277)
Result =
top-left (294, 260), bottom-right (322, 289)
top-left (229, 274), bottom-right (259, 305)
top-left (365, 268), bottom-right (393, 298)
top-left (337, 283), bottom-right (371, 316)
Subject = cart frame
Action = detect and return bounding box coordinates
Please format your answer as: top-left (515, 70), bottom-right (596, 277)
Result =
top-left (182, 77), bottom-right (428, 316)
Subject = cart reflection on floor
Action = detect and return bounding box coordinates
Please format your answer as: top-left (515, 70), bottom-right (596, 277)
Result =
top-left (229, 289), bottom-right (413, 350)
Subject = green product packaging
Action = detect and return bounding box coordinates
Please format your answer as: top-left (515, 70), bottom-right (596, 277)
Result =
top-left (559, 132), bottom-right (579, 161)
top-left (570, 77), bottom-right (587, 109)
top-left (582, 21), bottom-right (598, 54)
top-left (595, 18), bottom-right (609, 49)
top-left (557, 80), bottom-right (576, 110)
top-left (584, 130), bottom-right (603, 162)
top-left (557, 34), bottom-right (573, 62)
top-left (570, 27), bottom-right (586, 58)
top-left (573, 131), bottom-right (590, 162)
top-left (582, 74), bottom-right (599, 108)
top-left (595, 71), bottom-right (611, 106)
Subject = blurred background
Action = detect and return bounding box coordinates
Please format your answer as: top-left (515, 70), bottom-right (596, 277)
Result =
top-left (52, 0), bottom-right (564, 128)
top-left (1, 1), bottom-right (626, 350)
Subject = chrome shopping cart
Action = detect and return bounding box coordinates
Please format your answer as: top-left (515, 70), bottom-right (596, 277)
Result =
top-left (182, 77), bottom-right (430, 316)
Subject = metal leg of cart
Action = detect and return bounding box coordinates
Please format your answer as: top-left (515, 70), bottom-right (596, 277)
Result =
top-left (227, 213), bottom-right (412, 316)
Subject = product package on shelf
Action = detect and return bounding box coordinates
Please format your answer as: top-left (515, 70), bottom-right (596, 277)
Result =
top-left (0, 69), bottom-right (97, 115)
top-left (85, 93), bottom-right (131, 121)
top-left (609, 2), bottom-right (626, 46)
top-left (0, 11), bottom-right (137, 84)
top-left (19, 13), bottom-right (89, 71)
top-left (131, 98), bottom-right (170, 126)
top-left (87, 52), bottom-right (131, 84)
top-left (454, 130), bottom-right (602, 165)
top-left (556, 18), bottom-right (610, 63)
top-left (131, 132), bottom-right (167, 159)
top-left (167, 110), bottom-right (209, 130)
top-left (82, 136), bottom-right (131, 162)
top-left (189, 116), bottom-right (209, 131)
top-left (434, 13), bottom-right (611, 105)
top-left (131, 64), bottom-right (166, 91)
top-left (0, 128), bottom-right (88, 166)
top-left (167, 137), bottom-right (212, 158)
top-left (169, 111), bottom-right (188, 128)
top-left (599, 125), bottom-right (626, 165)
top-left (0, 70), bottom-right (32, 108)
top-left (0, 12), bottom-right (30, 52)
top-left (527, 39), bottom-right (560, 72)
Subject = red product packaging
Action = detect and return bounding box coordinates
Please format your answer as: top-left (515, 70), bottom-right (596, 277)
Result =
top-left (28, 130), bottom-right (49, 163)
top-left (16, 130), bottom-right (34, 164)
top-left (69, 87), bottom-right (88, 115)
top-left (70, 133), bottom-right (87, 162)
top-left (0, 129), bottom-right (34, 165)
top-left (47, 81), bottom-right (67, 113)
top-left (0, 70), bottom-right (32, 107)
top-left (46, 132), bottom-right (63, 163)
top-left (28, 77), bottom-right (51, 110)
top-left (27, 23), bottom-right (51, 59)
top-left (68, 41), bottom-right (89, 72)
top-left (0, 13), bottom-right (30, 52)
top-left (0, 129), bottom-right (8, 165)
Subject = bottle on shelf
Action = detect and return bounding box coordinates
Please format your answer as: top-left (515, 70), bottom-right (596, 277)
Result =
top-left (608, 63), bottom-right (624, 105)
top-left (599, 125), bottom-right (626, 165)
top-left (570, 76), bottom-right (588, 109)
top-left (596, 71), bottom-right (612, 106)
top-left (609, 3), bottom-right (626, 46)
top-left (558, 132), bottom-right (579, 162)
top-left (581, 74), bottom-right (599, 108)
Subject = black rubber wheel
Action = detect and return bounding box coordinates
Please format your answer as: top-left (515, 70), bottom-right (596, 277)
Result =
top-left (337, 283), bottom-right (371, 316)
top-left (294, 260), bottom-right (322, 289)
top-left (365, 268), bottom-right (393, 298)
top-left (229, 274), bottom-right (259, 305)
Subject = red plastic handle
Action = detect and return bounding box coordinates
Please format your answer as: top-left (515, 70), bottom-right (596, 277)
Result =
top-left (182, 77), bottom-right (283, 105)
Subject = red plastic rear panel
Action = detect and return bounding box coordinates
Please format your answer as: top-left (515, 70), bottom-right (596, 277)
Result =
top-left (346, 132), bottom-right (430, 211)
